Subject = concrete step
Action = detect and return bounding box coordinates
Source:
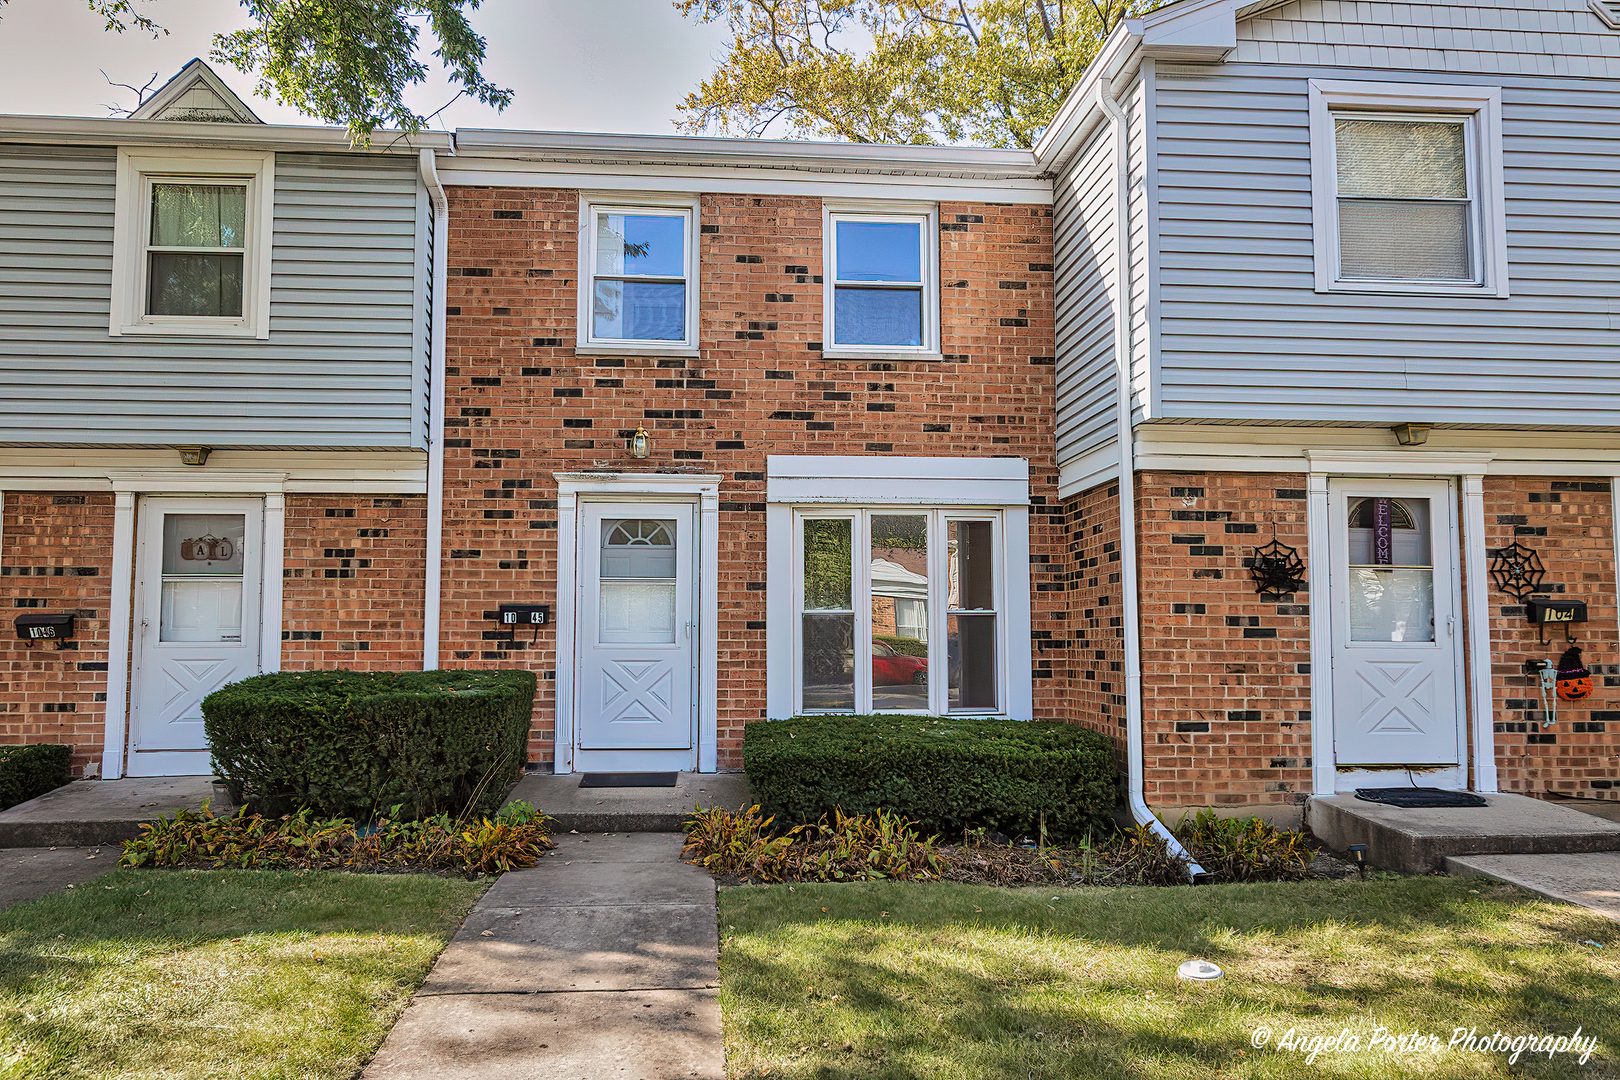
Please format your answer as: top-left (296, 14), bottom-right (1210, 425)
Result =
top-left (0, 776), bottom-right (217, 848)
top-left (505, 771), bottom-right (751, 833)
top-left (1309, 792), bottom-right (1620, 874)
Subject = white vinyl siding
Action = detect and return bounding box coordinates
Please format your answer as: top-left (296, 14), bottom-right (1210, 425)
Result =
top-left (0, 145), bottom-right (426, 449)
top-left (1148, 63), bottom-right (1620, 427)
top-left (1053, 126), bottom-right (1120, 466)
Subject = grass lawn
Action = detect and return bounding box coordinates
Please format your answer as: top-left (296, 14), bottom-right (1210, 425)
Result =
top-left (720, 876), bottom-right (1620, 1080)
top-left (0, 868), bottom-right (486, 1079)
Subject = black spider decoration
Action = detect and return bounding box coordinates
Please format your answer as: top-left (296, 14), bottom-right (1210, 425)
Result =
top-left (1489, 542), bottom-right (1546, 602)
top-left (1250, 537), bottom-right (1306, 596)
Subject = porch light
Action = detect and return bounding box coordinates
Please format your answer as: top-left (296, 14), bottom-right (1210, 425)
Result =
top-left (629, 425), bottom-right (651, 459)
top-left (176, 446), bottom-right (211, 466)
top-left (1392, 423), bottom-right (1432, 446)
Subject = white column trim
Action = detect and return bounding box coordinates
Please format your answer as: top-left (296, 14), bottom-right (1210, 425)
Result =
top-left (698, 484), bottom-right (720, 772)
top-left (1462, 474), bottom-right (1498, 792)
top-left (1003, 503), bottom-right (1035, 719)
top-left (553, 486), bottom-right (580, 775)
top-left (102, 491), bottom-right (137, 781)
top-left (1306, 474), bottom-right (1335, 796)
top-left (260, 492), bottom-right (285, 674)
top-left (765, 502), bottom-right (793, 719)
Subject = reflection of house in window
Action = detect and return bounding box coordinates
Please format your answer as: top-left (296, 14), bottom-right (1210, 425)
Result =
top-left (870, 558), bottom-right (928, 641)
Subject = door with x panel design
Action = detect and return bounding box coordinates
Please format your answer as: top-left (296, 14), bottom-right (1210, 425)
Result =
top-left (576, 501), bottom-right (696, 753)
top-left (1329, 479), bottom-right (1462, 767)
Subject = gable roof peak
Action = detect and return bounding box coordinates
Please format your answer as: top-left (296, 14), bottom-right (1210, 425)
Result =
top-left (127, 59), bottom-right (262, 124)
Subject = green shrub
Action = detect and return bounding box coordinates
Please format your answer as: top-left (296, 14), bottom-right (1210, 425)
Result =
top-left (682, 804), bottom-right (944, 882)
top-left (744, 715), bottom-right (1117, 840)
top-left (203, 669), bottom-right (536, 820)
top-left (0, 743), bottom-right (72, 810)
top-left (1175, 809), bottom-right (1314, 882)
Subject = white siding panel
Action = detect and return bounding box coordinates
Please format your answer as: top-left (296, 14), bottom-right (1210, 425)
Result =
top-left (1054, 126), bottom-right (1120, 466)
top-left (0, 146), bottom-right (423, 449)
top-left (1152, 64), bottom-right (1620, 426)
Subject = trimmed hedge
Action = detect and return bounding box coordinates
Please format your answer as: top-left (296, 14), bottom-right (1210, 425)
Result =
top-left (0, 744), bottom-right (72, 811)
top-left (203, 669), bottom-right (536, 820)
top-left (744, 715), bottom-right (1117, 840)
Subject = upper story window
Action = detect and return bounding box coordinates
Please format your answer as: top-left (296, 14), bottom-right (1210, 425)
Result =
top-left (577, 195), bottom-right (700, 353)
top-left (823, 204), bottom-right (939, 358)
top-left (1308, 80), bottom-right (1507, 298)
top-left (111, 149), bottom-right (274, 338)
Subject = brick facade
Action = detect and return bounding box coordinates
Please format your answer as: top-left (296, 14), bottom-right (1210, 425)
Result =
top-left (1061, 480), bottom-right (1124, 744)
top-left (280, 495), bottom-right (428, 671)
top-left (1485, 478), bottom-right (1620, 802)
top-left (0, 493), bottom-right (114, 774)
top-left (439, 187), bottom-right (1061, 768)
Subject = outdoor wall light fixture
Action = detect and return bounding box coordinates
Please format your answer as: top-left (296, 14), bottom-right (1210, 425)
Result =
top-left (1392, 423), bottom-right (1432, 446)
top-left (176, 446), bottom-right (211, 467)
top-left (629, 425), bottom-right (651, 459)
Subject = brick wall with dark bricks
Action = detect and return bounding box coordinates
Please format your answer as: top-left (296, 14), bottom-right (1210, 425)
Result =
top-left (279, 495), bottom-right (428, 671)
top-left (1485, 478), bottom-right (1620, 801)
top-left (1061, 480), bottom-right (1125, 750)
top-left (439, 187), bottom-right (1061, 767)
top-left (1135, 472), bottom-right (1313, 813)
top-left (0, 493), bottom-right (114, 773)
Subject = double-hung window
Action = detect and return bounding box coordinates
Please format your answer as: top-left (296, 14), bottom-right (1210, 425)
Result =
top-left (578, 196), bottom-right (699, 352)
top-left (1309, 81), bottom-right (1507, 296)
top-left (795, 509), bottom-right (1002, 715)
top-left (823, 206), bottom-right (939, 356)
top-left (111, 149), bottom-right (274, 337)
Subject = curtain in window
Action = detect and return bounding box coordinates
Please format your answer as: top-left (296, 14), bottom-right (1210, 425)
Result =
top-left (1335, 119), bottom-right (1471, 281)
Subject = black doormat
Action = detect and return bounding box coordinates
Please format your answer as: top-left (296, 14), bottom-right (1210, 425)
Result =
top-left (579, 772), bottom-right (678, 788)
top-left (1355, 787), bottom-right (1490, 809)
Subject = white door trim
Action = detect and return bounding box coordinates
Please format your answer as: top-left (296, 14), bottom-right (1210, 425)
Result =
top-left (101, 491), bottom-right (138, 780)
top-left (1309, 467), bottom-right (1485, 794)
top-left (554, 472), bottom-right (721, 774)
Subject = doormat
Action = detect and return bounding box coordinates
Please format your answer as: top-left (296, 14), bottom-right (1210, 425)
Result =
top-left (579, 772), bottom-right (678, 788)
top-left (1355, 787), bottom-right (1490, 809)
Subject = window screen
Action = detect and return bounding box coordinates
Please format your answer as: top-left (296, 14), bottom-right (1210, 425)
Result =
top-left (1334, 118), bottom-right (1472, 282)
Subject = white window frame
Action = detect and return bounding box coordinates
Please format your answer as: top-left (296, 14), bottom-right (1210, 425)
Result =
top-left (1308, 80), bottom-right (1508, 298)
top-left (111, 148), bottom-right (275, 338)
top-left (791, 508), bottom-right (1007, 717)
top-left (576, 192), bottom-right (701, 355)
top-left (765, 455), bottom-right (1032, 720)
top-left (822, 201), bottom-right (941, 360)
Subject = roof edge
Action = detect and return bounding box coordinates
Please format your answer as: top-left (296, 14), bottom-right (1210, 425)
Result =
top-left (0, 114), bottom-right (453, 153)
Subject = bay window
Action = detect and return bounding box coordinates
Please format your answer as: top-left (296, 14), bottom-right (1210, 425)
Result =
top-left (796, 508), bottom-right (1002, 715)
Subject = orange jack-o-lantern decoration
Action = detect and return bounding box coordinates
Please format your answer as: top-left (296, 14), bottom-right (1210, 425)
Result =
top-left (1556, 647), bottom-right (1593, 702)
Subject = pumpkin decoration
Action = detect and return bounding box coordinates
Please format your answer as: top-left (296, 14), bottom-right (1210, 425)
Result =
top-left (1555, 647), bottom-right (1593, 702)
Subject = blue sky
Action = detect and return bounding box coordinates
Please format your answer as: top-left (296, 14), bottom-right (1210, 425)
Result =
top-left (0, 0), bottom-right (731, 134)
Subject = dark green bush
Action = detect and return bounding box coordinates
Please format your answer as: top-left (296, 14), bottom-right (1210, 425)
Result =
top-left (203, 669), bottom-right (536, 820)
top-left (744, 715), bottom-right (1117, 840)
top-left (0, 743), bottom-right (72, 811)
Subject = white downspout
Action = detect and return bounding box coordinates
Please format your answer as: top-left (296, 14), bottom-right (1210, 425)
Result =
top-left (419, 148), bottom-right (449, 670)
top-left (1094, 81), bottom-right (1208, 883)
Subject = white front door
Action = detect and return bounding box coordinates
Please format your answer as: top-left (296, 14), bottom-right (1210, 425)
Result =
top-left (1329, 479), bottom-right (1462, 768)
top-left (575, 501), bottom-right (696, 766)
top-left (129, 498), bottom-right (264, 776)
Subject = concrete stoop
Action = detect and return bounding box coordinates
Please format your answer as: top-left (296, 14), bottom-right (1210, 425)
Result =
top-left (505, 771), bottom-right (751, 833)
top-left (0, 776), bottom-right (217, 848)
top-left (1308, 792), bottom-right (1620, 874)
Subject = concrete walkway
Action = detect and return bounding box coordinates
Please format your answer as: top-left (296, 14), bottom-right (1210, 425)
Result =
top-left (0, 847), bottom-right (117, 909)
top-left (362, 832), bottom-right (722, 1079)
top-left (1447, 851), bottom-right (1620, 922)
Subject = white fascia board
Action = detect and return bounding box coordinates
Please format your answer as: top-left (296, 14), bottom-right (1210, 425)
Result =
top-left (129, 59), bottom-right (262, 123)
top-left (1057, 441), bottom-right (1121, 498)
top-left (1137, 0), bottom-right (1239, 61)
top-left (0, 114), bottom-right (452, 154)
top-left (452, 128), bottom-right (1038, 178)
top-left (766, 455), bottom-right (1029, 506)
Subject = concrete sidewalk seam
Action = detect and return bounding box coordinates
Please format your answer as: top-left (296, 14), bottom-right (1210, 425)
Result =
top-left (415, 983), bottom-right (720, 998)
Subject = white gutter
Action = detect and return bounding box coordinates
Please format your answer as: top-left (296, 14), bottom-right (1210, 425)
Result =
top-left (0, 113), bottom-right (453, 153)
top-left (1094, 81), bottom-right (1208, 884)
top-left (419, 148), bottom-right (449, 670)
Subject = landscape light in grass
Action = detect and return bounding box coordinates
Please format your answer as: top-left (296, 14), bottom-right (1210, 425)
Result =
top-left (1177, 959), bottom-right (1224, 981)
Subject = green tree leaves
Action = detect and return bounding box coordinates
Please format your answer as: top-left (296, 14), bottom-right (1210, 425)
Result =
top-left (674, 0), bottom-right (1162, 148)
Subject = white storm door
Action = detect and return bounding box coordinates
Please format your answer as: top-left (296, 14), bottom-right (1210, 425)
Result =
top-left (576, 502), bottom-right (696, 751)
top-left (1329, 480), bottom-right (1461, 766)
top-left (130, 498), bottom-right (264, 774)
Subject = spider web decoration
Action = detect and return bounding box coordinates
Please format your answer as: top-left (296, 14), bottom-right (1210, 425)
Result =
top-left (1489, 542), bottom-right (1546, 601)
top-left (1250, 538), bottom-right (1306, 596)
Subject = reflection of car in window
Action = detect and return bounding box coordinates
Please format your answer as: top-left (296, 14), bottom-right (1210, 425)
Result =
top-left (871, 639), bottom-right (928, 685)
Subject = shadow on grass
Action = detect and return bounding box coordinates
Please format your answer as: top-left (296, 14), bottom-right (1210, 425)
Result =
top-left (719, 878), bottom-right (1620, 1080)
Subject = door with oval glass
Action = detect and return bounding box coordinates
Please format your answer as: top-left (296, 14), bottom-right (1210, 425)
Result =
top-left (575, 501), bottom-right (696, 759)
top-left (129, 498), bottom-right (264, 776)
top-left (1328, 479), bottom-right (1462, 767)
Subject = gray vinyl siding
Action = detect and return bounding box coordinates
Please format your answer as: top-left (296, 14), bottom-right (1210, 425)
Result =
top-left (1126, 77), bottom-right (1150, 423)
top-left (0, 145), bottom-right (424, 449)
top-left (1054, 125), bottom-right (1119, 466)
top-left (1151, 63), bottom-right (1620, 426)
